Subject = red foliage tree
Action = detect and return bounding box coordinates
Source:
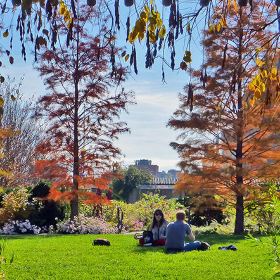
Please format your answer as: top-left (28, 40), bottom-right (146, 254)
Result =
top-left (35, 5), bottom-right (134, 219)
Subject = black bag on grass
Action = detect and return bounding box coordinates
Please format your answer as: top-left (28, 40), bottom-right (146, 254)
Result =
top-left (134, 230), bottom-right (153, 245)
top-left (93, 238), bottom-right (111, 246)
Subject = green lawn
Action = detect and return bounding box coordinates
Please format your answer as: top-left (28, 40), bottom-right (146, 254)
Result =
top-left (1, 233), bottom-right (276, 279)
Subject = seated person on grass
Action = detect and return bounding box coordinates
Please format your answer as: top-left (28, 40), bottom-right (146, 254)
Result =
top-left (139, 209), bottom-right (168, 246)
top-left (165, 210), bottom-right (203, 253)
top-left (149, 209), bottom-right (168, 246)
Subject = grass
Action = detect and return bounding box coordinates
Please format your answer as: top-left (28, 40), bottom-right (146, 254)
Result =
top-left (1, 233), bottom-right (277, 279)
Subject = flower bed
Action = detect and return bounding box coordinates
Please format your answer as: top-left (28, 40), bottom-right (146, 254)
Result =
top-left (56, 214), bottom-right (117, 234)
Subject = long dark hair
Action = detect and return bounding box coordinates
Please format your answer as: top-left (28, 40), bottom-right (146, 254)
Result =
top-left (151, 209), bottom-right (166, 229)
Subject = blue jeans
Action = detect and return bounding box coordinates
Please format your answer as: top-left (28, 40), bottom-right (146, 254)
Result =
top-left (184, 241), bottom-right (201, 251)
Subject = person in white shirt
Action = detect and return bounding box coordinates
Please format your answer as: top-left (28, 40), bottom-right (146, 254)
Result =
top-left (148, 209), bottom-right (168, 246)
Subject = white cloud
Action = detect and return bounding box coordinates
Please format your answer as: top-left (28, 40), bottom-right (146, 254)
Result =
top-left (117, 75), bottom-right (185, 171)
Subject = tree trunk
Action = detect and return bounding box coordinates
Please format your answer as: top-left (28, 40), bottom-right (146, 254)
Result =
top-left (233, 7), bottom-right (245, 235)
top-left (70, 76), bottom-right (80, 220)
top-left (70, 21), bottom-right (80, 220)
top-left (234, 194), bottom-right (244, 234)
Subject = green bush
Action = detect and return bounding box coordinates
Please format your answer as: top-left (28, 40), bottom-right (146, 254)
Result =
top-left (28, 182), bottom-right (65, 229)
top-left (0, 183), bottom-right (65, 230)
top-left (247, 184), bottom-right (280, 234)
top-left (100, 193), bottom-right (183, 231)
top-left (246, 184), bottom-right (280, 276)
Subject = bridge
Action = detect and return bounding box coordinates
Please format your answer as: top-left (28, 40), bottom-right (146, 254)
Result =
top-left (127, 177), bottom-right (181, 203)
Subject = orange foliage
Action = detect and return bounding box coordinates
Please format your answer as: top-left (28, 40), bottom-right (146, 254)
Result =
top-left (34, 160), bottom-right (68, 181)
top-left (34, 159), bottom-right (114, 206)
top-left (169, 0), bottom-right (280, 233)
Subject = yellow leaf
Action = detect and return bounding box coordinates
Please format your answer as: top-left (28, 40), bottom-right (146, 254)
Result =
top-left (255, 47), bottom-right (262, 54)
top-left (209, 24), bottom-right (215, 33)
top-left (140, 11), bottom-right (148, 22)
top-left (64, 10), bottom-right (71, 22)
top-left (256, 58), bottom-right (265, 67)
top-left (0, 97), bottom-right (4, 107)
top-left (271, 67), bottom-right (277, 76)
top-left (0, 169), bottom-right (12, 178)
top-left (249, 98), bottom-right (255, 107)
top-left (260, 70), bottom-right (268, 79)
top-left (221, 17), bottom-right (227, 28)
top-left (138, 32), bottom-right (145, 40)
top-left (159, 25), bottom-right (166, 39)
top-left (270, 67), bottom-right (278, 81)
top-left (149, 31), bottom-right (156, 44)
top-left (254, 75), bottom-right (261, 86)
top-left (124, 54), bottom-right (129, 62)
top-left (128, 31), bottom-right (137, 43)
top-left (59, 4), bottom-right (66, 15)
top-left (216, 23), bottom-right (222, 33)
top-left (135, 19), bottom-right (146, 34)
top-left (248, 83), bottom-right (255, 91)
top-left (148, 23), bottom-right (156, 32)
top-left (156, 18), bottom-right (163, 29)
top-left (144, 5), bottom-right (150, 15)
top-left (155, 12), bottom-right (163, 28)
top-left (260, 82), bottom-right (266, 93)
top-left (254, 88), bottom-right (262, 99)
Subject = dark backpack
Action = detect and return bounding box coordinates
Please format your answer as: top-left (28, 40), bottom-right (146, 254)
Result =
top-left (142, 230), bottom-right (153, 244)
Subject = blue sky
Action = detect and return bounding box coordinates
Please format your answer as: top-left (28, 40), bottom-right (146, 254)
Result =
top-left (118, 68), bottom-right (188, 171)
top-left (0, 2), bottom-right (204, 172)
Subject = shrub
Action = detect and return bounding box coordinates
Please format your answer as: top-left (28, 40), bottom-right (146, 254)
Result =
top-left (247, 184), bottom-right (280, 234)
top-left (56, 214), bottom-right (117, 234)
top-left (29, 182), bottom-right (65, 228)
top-left (0, 183), bottom-right (65, 230)
top-left (101, 193), bottom-right (182, 231)
top-left (30, 181), bottom-right (50, 198)
top-left (0, 188), bottom-right (30, 225)
top-left (246, 184), bottom-right (280, 276)
top-left (177, 194), bottom-right (228, 226)
top-left (188, 209), bottom-right (227, 227)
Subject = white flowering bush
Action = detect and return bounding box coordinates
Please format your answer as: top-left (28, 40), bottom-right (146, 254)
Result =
top-left (56, 214), bottom-right (117, 234)
top-left (0, 220), bottom-right (41, 235)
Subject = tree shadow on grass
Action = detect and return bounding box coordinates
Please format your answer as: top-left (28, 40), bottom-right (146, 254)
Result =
top-left (199, 233), bottom-right (246, 245)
